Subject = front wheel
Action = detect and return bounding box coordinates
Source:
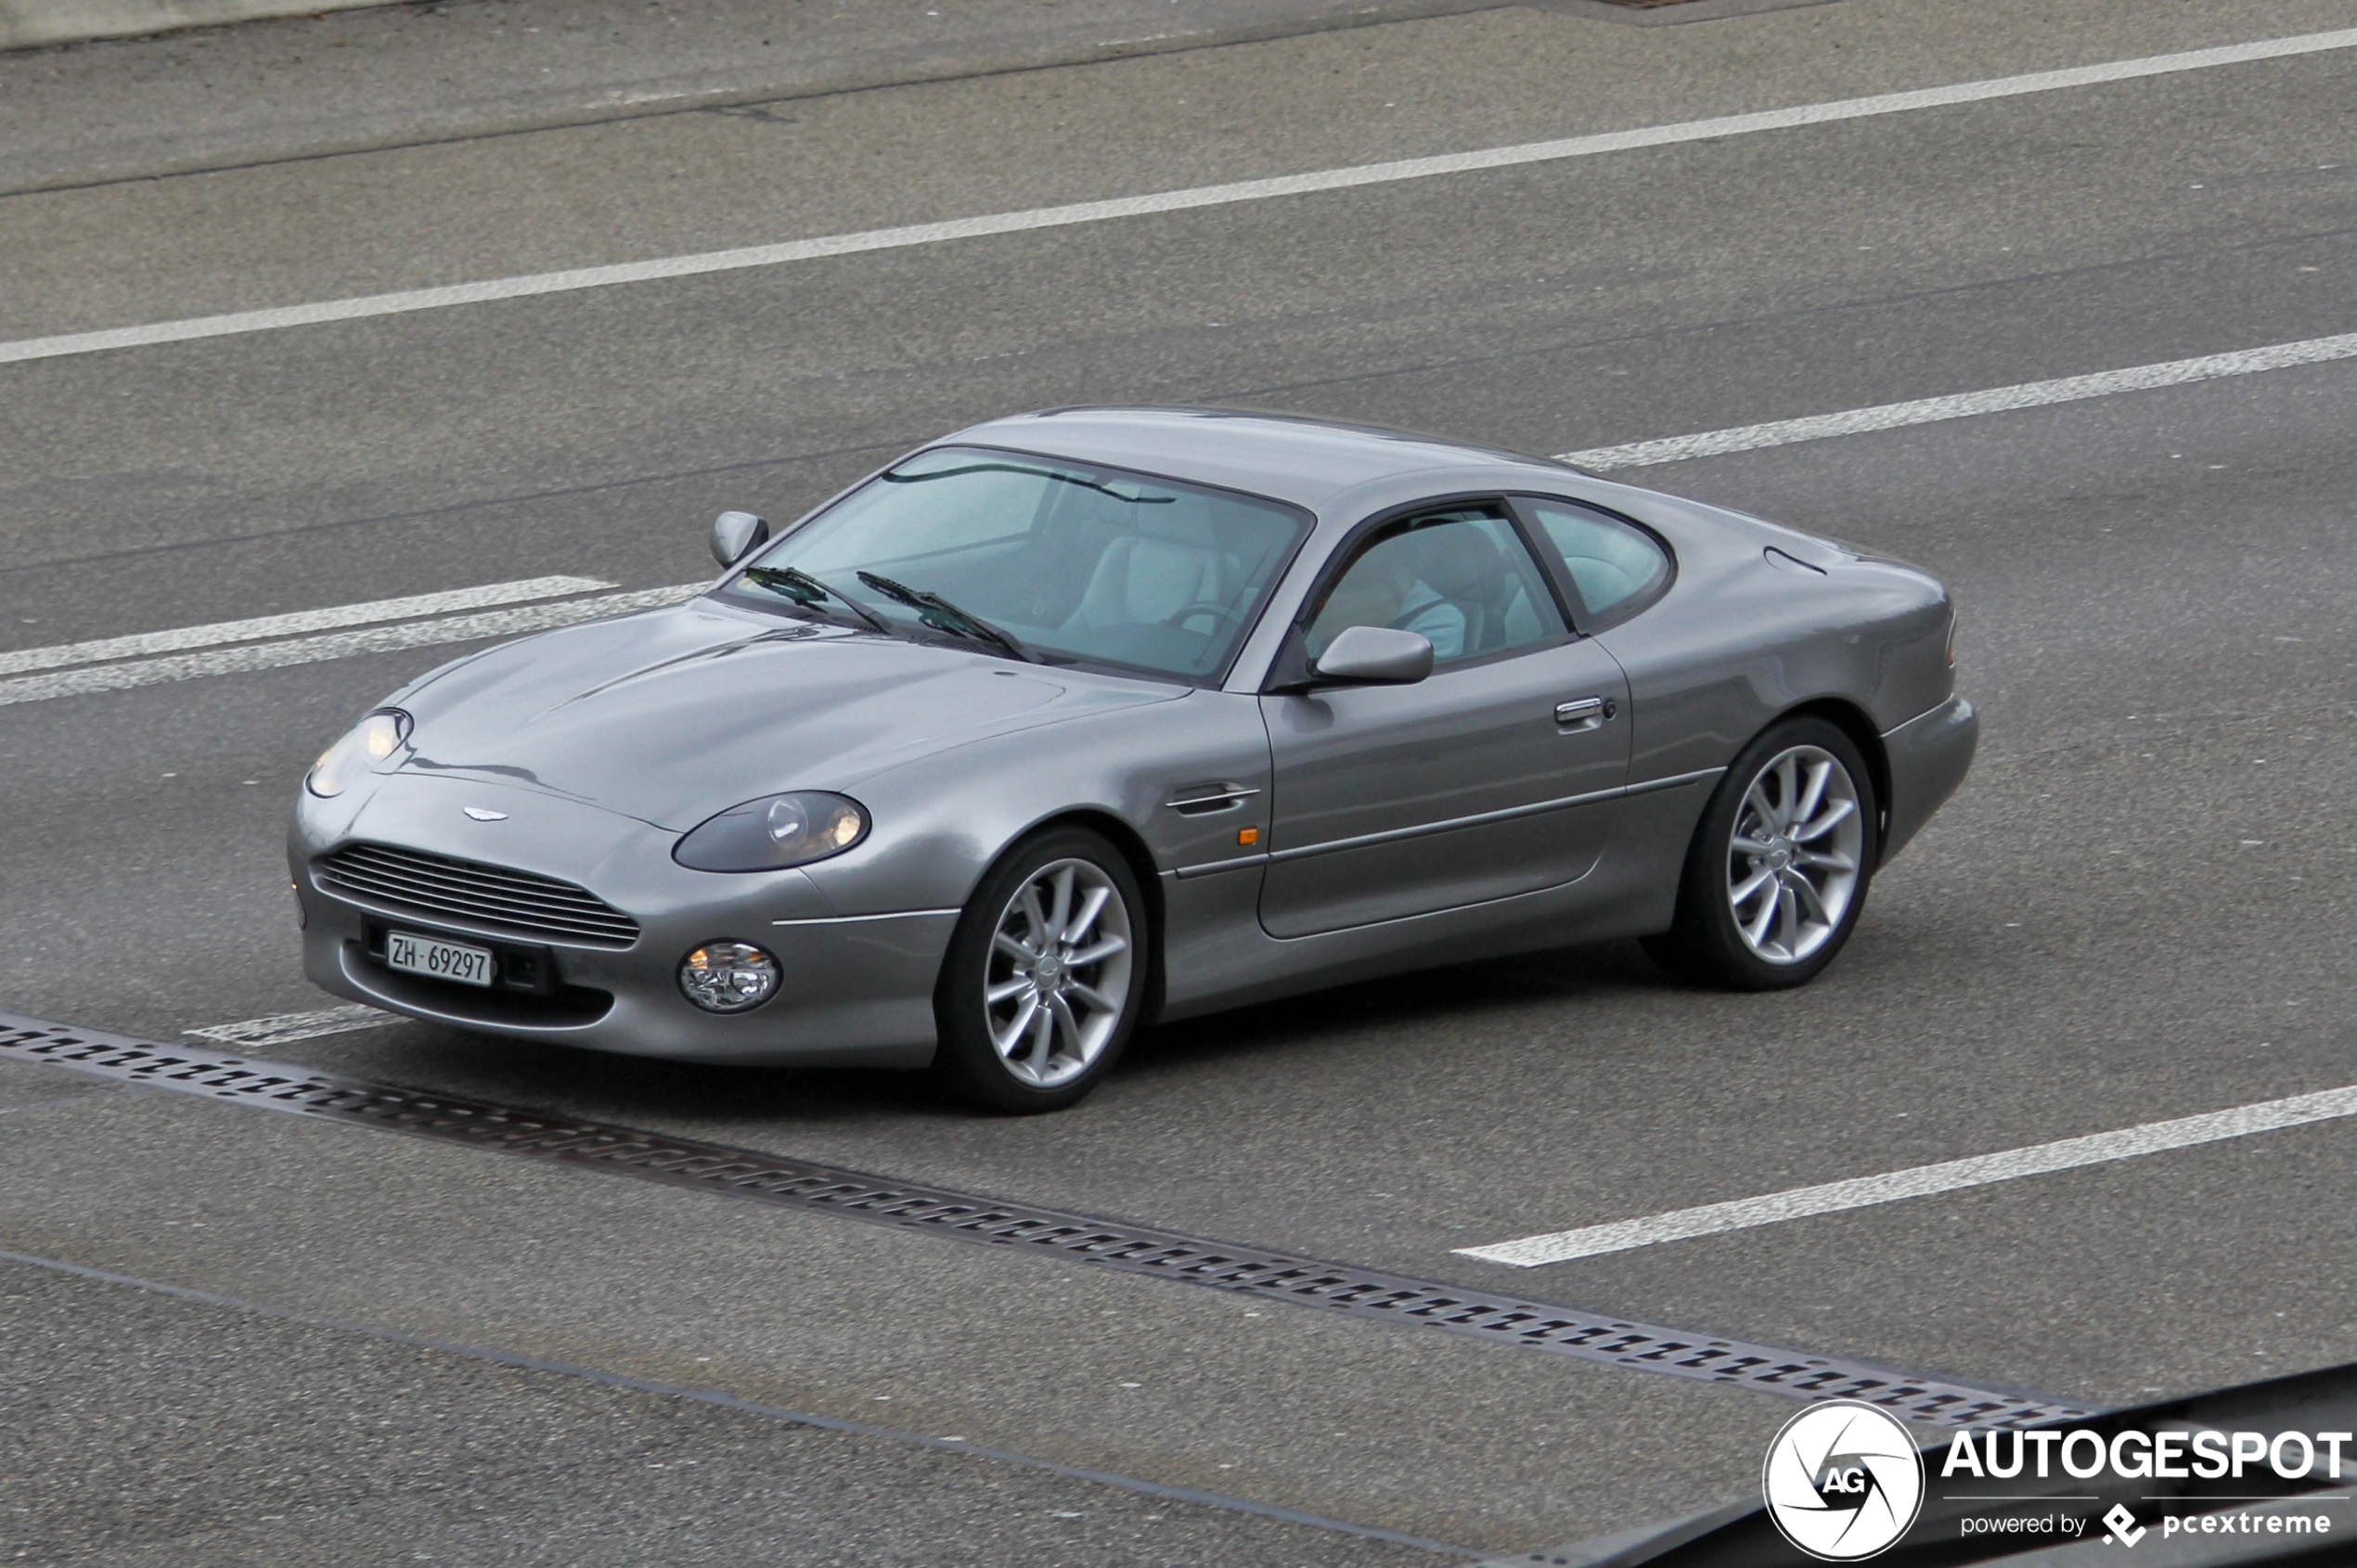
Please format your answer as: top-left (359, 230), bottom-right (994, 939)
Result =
top-left (1643, 717), bottom-right (1879, 990)
top-left (932, 828), bottom-right (1148, 1112)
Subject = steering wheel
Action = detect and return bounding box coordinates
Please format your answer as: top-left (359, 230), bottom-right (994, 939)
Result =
top-left (1160, 600), bottom-right (1235, 633)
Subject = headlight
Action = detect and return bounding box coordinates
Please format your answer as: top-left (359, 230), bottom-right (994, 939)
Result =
top-left (673, 791), bottom-right (869, 871)
top-left (678, 942), bottom-right (780, 1011)
top-left (306, 711), bottom-right (410, 798)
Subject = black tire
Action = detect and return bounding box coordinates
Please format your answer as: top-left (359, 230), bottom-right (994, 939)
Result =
top-left (932, 827), bottom-right (1149, 1113)
top-left (1642, 715), bottom-right (1880, 991)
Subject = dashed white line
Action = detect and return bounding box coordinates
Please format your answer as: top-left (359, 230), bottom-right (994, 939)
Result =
top-left (1559, 331), bottom-right (2357, 470)
top-left (0, 582), bottom-right (702, 707)
top-left (5, 27), bottom-right (2355, 366)
top-left (0, 576), bottom-right (613, 677)
top-left (16, 328), bottom-right (2357, 707)
top-left (185, 1005), bottom-right (397, 1048)
top-left (1456, 1082), bottom-right (2357, 1267)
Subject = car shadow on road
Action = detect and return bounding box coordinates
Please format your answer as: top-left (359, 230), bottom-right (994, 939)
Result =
top-left (349, 938), bottom-right (1680, 1132)
top-left (1123, 936), bottom-right (1674, 1081)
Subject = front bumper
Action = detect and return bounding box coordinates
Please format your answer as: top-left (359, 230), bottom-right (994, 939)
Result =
top-left (1877, 694), bottom-right (1977, 867)
top-left (291, 773), bottom-right (947, 1066)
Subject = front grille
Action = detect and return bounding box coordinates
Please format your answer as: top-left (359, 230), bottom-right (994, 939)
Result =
top-left (316, 842), bottom-right (640, 948)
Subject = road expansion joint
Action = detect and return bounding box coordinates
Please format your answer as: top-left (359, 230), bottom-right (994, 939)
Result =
top-left (0, 1005), bottom-right (2091, 1430)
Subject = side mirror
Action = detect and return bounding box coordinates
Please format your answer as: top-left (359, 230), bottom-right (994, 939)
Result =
top-left (1310, 624), bottom-right (1434, 685)
top-left (710, 510), bottom-right (770, 567)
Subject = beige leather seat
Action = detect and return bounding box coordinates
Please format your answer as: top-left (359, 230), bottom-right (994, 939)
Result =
top-left (1071, 530), bottom-right (1227, 629)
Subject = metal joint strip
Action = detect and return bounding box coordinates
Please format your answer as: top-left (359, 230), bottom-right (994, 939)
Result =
top-left (0, 1009), bottom-right (2090, 1429)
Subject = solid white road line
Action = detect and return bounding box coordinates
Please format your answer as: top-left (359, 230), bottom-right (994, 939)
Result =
top-left (6, 28), bottom-right (2356, 366)
top-left (1457, 1082), bottom-right (2357, 1267)
top-left (0, 575), bottom-right (613, 677)
top-left (1559, 331), bottom-right (2357, 470)
top-left (186, 1005), bottom-right (395, 1048)
top-left (0, 582), bottom-right (702, 707)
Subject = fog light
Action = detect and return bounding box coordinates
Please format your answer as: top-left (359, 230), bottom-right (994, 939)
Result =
top-left (678, 942), bottom-right (779, 1012)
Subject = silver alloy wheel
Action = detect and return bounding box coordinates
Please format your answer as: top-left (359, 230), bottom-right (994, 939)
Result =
top-left (982, 857), bottom-right (1135, 1088)
top-left (1725, 744), bottom-right (1864, 965)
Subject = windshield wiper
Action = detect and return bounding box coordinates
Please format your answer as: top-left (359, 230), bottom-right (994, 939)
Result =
top-left (741, 565), bottom-right (890, 635)
top-left (854, 571), bottom-right (1034, 662)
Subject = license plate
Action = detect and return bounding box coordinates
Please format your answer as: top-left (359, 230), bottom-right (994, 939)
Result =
top-left (385, 930), bottom-right (496, 988)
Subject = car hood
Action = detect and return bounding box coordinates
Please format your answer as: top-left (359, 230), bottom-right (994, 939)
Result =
top-left (391, 599), bottom-right (1183, 829)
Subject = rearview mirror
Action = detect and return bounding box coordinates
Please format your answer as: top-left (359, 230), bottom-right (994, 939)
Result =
top-left (1310, 625), bottom-right (1434, 686)
top-left (710, 509), bottom-right (770, 567)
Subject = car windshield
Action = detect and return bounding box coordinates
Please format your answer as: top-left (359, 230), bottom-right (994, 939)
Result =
top-left (728, 446), bottom-right (1309, 683)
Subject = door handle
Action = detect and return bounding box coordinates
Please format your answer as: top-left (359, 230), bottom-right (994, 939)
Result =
top-left (1554, 696), bottom-right (1616, 731)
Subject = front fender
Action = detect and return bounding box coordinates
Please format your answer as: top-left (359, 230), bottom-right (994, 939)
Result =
top-left (795, 688), bottom-right (1273, 915)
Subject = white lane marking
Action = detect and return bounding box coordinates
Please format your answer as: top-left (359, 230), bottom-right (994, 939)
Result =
top-left (6, 27), bottom-right (2355, 366)
top-left (17, 327), bottom-right (2357, 706)
top-left (0, 576), bottom-right (613, 677)
top-left (1559, 331), bottom-right (2357, 470)
top-left (0, 582), bottom-right (703, 707)
top-left (1457, 1082), bottom-right (2357, 1267)
top-left (186, 1005), bottom-right (395, 1048)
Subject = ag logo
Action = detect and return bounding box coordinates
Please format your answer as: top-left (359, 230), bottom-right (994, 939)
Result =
top-left (1761, 1400), bottom-right (1926, 1561)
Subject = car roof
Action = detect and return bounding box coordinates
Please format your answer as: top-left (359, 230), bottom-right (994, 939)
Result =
top-left (936, 406), bottom-right (1583, 514)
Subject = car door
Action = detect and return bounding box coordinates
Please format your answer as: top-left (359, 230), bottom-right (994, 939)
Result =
top-left (1257, 504), bottom-right (1631, 939)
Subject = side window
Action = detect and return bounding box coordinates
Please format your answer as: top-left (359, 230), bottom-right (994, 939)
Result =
top-left (1305, 508), bottom-right (1565, 666)
top-left (1526, 499), bottom-right (1670, 622)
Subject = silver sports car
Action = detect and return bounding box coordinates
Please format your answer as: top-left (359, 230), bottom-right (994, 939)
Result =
top-left (292, 408), bottom-right (1974, 1110)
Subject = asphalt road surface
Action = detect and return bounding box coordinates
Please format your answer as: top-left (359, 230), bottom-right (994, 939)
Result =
top-left (6, 0), bottom-right (2357, 1562)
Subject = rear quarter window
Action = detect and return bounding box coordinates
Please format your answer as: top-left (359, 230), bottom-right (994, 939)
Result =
top-left (1526, 498), bottom-right (1671, 623)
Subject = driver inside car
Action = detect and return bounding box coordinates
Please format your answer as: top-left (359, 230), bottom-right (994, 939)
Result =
top-left (1310, 526), bottom-right (1470, 662)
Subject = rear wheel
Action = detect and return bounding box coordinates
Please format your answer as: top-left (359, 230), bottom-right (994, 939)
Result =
top-left (1643, 716), bottom-right (1878, 990)
top-left (932, 828), bottom-right (1147, 1112)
